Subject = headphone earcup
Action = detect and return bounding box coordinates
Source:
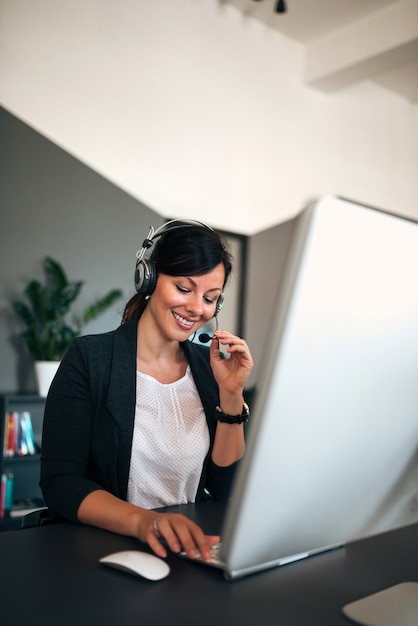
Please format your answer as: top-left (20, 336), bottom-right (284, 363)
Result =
top-left (134, 258), bottom-right (158, 296)
top-left (215, 292), bottom-right (224, 316)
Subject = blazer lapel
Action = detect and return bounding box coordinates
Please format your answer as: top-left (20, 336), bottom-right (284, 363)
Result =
top-left (106, 315), bottom-right (138, 497)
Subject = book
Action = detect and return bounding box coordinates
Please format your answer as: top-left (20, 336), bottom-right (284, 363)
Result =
top-left (20, 412), bottom-right (35, 455)
top-left (2, 411), bottom-right (36, 457)
top-left (6, 413), bottom-right (16, 457)
top-left (0, 473), bottom-right (14, 518)
top-left (0, 473), bottom-right (6, 519)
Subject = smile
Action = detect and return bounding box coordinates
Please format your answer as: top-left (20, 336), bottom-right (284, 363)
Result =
top-left (172, 312), bottom-right (195, 328)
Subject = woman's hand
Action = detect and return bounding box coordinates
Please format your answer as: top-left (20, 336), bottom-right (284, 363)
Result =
top-left (209, 330), bottom-right (253, 399)
top-left (78, 490), bottom-right (218, 561)
top-left (136, 509), bottom-right (219, 560)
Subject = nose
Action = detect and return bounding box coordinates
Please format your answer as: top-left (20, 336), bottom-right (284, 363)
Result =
top-left (186, 293), bottom-right (204, 316)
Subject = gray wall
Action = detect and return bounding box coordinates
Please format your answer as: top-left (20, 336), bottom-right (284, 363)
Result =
top-left (0, 106), bottom-right (162, 391)
top-left (1, 107), bottom-right (251, 392)
top-left (244, 217), bottom-right (296, 388)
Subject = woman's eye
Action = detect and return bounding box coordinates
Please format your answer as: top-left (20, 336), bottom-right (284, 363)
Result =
top-left (175, 285), bottom-right (215, 305)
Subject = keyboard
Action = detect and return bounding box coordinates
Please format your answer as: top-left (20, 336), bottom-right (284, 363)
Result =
top-left (179, 541), bottom-right (225, 568)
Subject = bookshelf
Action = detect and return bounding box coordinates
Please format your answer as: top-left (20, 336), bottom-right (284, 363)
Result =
top-left (0, 393), bottom-right (46, 530)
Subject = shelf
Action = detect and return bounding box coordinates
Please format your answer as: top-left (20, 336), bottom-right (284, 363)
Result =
top-left (1, 393), bottom-right (46, 524)
top-left (0, 498), bottom-right (45, 531)
top-left (3, 453), bottom-right (41, 465)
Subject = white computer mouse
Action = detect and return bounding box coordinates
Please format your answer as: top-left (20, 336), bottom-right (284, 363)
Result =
top-left (99, 550), bottom-right (170, 581)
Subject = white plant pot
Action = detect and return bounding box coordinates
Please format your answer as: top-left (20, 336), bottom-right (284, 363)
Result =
top-left (34, 361), bottom-right (60, 397)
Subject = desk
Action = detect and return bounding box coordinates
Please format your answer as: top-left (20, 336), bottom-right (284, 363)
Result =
top-left (1, 501), bottom-right (417, 626)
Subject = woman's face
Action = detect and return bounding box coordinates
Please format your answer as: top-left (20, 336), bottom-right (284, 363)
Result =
top-left (147, 263), bottom-right (225, 341)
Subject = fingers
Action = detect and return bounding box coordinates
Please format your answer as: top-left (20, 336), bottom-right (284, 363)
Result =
top-left (146, 516), bottom-right (169, 558)
top-left (143, 513), bottom-right (220, 561)
top-left (210, 333), bottom-right (231, 360)
top-left (213, 330), bottom-right (252, 358)
top-left (211, 331), bottom-right (254, 381)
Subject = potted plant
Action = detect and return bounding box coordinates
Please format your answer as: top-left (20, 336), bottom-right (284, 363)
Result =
top-left (13, 256), bottom-right (123, 396)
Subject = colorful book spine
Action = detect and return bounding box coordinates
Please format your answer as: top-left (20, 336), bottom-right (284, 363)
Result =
top-left (21, 412), bottom-right (35, 455)
top-left (6, 413), bottom-right (16, 457)
top-left (0, 472), bottom-right (14, 519)
top-left (0, 473), bottom-right (5, 519)
top-left (3, 412), bottom-right (36, 457)
top-left (4, 473), bottom-right (14, 510)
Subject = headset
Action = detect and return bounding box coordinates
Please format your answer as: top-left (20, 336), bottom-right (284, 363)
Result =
top-left (134, 219), bottom-right (224, 316)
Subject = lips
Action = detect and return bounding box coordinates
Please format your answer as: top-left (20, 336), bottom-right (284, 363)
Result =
top-left (172, 311), bottom-right (195, 329)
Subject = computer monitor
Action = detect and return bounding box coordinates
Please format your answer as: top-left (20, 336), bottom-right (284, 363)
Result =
top-left (218, 195), bottom-right (418, 579)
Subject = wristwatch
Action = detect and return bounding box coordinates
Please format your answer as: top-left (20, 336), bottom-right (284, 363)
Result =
top-left (214, 402), bottom-right (250, 424)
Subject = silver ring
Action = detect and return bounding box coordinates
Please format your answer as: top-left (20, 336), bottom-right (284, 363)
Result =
top-left (153, 517), bottom-right (160, 535)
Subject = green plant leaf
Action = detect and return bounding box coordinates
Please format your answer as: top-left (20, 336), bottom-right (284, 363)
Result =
top-left (82, 288), bottom-right (123, 324)
top-left (24, 280), bottom-right (49, 326)
top-left (44, 256), bottom-right (69, 293)
top-left (52, 281), bottom-right (84, 317)
top-left (13, 257), bottom-right (123, 361)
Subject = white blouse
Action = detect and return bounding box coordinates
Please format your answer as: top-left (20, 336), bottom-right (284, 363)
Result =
top-left (127, 365), bottom-right (210, 509)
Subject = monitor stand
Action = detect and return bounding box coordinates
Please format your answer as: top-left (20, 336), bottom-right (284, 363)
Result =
top-left (342, 582), bottom-right (418, 626)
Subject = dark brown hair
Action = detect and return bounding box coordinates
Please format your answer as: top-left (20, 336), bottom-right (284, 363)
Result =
top-left (122, 224), bottom-right (233, 323)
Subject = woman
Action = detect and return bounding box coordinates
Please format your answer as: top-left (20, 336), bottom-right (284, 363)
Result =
top-left (40, 220), bottom-right (253, 561)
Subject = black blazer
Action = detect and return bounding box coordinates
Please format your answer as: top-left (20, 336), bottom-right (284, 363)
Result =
top-left (40, 314), bottom-right (238, 522)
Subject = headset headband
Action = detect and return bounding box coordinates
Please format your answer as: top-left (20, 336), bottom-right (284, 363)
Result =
top-left (133, 219), bottom-right (223, 314)
top-left (135, 219), bottom-right (213, 262)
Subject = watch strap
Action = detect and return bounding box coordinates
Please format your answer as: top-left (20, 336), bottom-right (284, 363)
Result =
top-left (214, 403), bottom-right (250, 424)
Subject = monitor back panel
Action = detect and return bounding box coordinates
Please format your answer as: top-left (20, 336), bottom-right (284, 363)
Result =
top-left (222, 196), bottom-right (418, 579)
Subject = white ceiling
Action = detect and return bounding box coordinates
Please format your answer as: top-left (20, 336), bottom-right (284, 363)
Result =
top-left (224, 0), bottom-right (418, 103)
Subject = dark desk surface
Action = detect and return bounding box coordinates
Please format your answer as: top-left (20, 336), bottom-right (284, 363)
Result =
top-left (1, 500), bottom-right (417, 626)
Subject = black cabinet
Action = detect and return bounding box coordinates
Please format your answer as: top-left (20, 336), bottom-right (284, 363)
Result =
top-left (0, 393), bottom-right (46, 530)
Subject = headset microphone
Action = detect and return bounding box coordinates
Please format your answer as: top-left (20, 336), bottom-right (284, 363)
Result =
top-left (198, 333), bottom-right (212, 344)
top-left (197, 312), bottom-right (220, 344)
top-left (197, 316), bottom-right (230, 358)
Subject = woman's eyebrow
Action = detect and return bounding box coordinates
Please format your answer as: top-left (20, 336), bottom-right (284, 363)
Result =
top-left (181, 276), bottom-right (222, 293)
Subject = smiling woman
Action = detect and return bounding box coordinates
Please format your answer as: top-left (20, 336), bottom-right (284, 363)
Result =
top-left (134, 265), bottom-right (225, 384)
top-left (40, 219), bottom-right (254, 563)
top-left (145, 267), bottom-right (225, 341)
top-left (126, 219), bottom-right (230, 321)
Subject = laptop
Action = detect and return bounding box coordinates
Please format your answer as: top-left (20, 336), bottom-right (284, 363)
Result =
top-left (183, 195), bottom-right (418, 580)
